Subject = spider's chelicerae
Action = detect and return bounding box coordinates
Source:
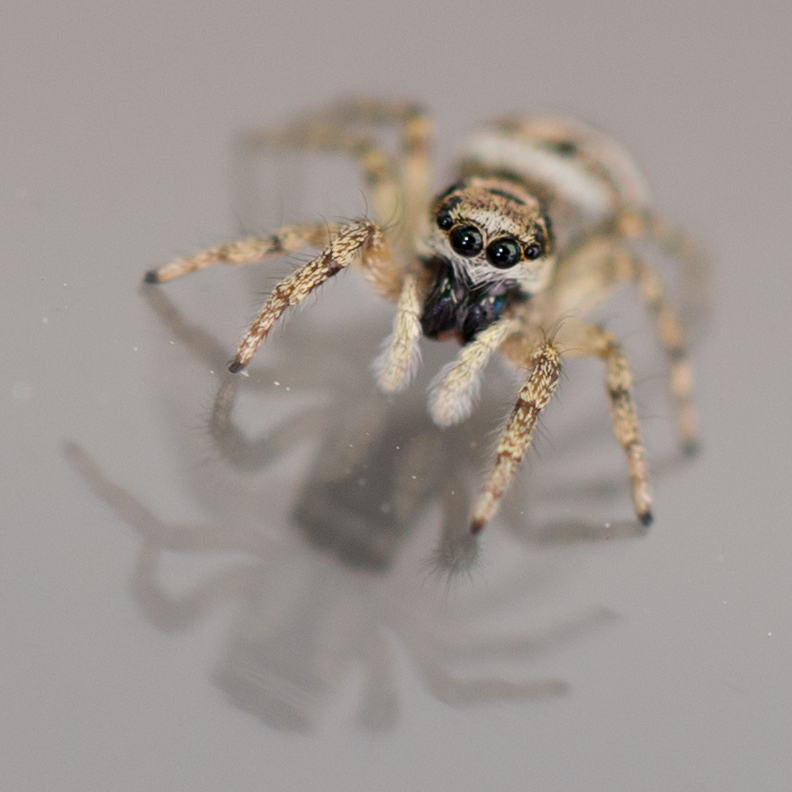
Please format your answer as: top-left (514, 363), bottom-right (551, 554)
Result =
top-left (145, 99), bottom-right (701, 534)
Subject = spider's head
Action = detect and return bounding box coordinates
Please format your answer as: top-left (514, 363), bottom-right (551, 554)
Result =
top-left (426, 177), bottom-right (555, 292)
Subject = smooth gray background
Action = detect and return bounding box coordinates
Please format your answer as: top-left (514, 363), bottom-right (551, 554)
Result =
top-left (3, 1), bottom-right (791, 790)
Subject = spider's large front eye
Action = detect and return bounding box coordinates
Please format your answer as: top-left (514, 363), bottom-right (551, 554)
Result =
top-left (486, 237), bottom-right (522, 269)
top-left (449, 225), bottom-right (483, 257)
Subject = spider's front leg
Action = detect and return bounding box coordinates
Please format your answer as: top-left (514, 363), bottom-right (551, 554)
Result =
top-left (470, 342), bottom-right (561, 534)
top-left (230, 219), bottom-right (397, 372)
top-left (144, 222), bottom-right (340, 283)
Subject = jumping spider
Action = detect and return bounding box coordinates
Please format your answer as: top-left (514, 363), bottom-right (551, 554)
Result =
top-left (144, 99), bottom-right (701, 534)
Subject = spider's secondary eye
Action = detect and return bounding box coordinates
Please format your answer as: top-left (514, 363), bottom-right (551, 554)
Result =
top-left (436, 212), bottom-right (454, 231)
top-left (524, 242), bottom-right (543, 260)
top-left (486, 237), bottom-right (522, 269)
top-left (449, 225), bottom-right (484, 257)
top-left (552, 140), bottom-right (578, 156)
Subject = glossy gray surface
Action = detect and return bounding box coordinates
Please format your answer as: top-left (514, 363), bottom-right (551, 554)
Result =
top-left (3, 2), bottom-right (791, 789)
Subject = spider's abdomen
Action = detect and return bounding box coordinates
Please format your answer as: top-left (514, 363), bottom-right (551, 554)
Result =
top-left (419, 257), bottom-right (525, 345)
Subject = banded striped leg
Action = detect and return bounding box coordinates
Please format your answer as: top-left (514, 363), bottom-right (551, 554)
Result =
top-left (320, 97), bottom-right (429, 139)
top-left (545, 233), bottom-right (698, 458)
top-left (144, 222), bottom-right (340, 283)
top-left (620, 209), bottom-right (710, 324)
top-left (230, 219), bottom-right (391, 372)
top-left (328, 99), bottom-right (434, 242)
top-left (470, 342), bottom-right (561, 534)
top-left (631, 257), bottom-right (699, 454)
top-left (557, 320), bottom-right (652, 526)
top-left (244, 99), bottom-right (434, 243)
top-left (428, 316), bottom-right (521, 427)
top-left (374, 273), bottom-right (424, 393)
top-left (243, 122), bottom-right (401, 233)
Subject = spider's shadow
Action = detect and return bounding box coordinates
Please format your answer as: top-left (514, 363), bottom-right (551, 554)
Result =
top-left (65, 283), bottom-right (655, 731)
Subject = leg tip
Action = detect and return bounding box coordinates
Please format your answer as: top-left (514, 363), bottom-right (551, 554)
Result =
top-left (143, 269), bottom-right (160, 284)
top-left (638, 510), bottom-right (654, 529)
top-left (470, 518), bottom-right (485, 535)
top-left (683, 441), bottom-right (700, 458)
top-left (228, 360), bottom-right (246, 374)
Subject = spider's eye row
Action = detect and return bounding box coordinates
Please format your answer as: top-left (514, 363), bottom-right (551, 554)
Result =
top-left (449, 225), bottom-right (484, 257)
top-left (524, 242), bottom-right (543, 260)
top-left (436, 212), bottom-right (454, 231)
top-left (486, 237), bottom-right (522, 269)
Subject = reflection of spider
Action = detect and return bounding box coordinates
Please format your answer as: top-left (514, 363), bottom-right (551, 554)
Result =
top-left (145, 99), bottom-right (703, 533)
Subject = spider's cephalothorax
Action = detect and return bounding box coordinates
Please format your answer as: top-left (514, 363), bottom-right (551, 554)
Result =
top-left (145, 99), bottom-right (703, 535)
top-left (417, 176), bottom-right (551, 345)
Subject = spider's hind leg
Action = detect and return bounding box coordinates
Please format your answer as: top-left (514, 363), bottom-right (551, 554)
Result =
top-left (241, 99), bottom-right (433, 246)
top-left (620, 209), bottom-right (710, 323)
top-left (631, 256), bottom-right (699, 455)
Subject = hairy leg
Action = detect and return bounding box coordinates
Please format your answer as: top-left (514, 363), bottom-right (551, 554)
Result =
top-left (428, 316), bottom-right (521, 427)
top-left (327, 99), bottom-right (434, 243)
top-left (556, 320), bottom-right (652, 526)
top-left (374, 273), bottom-right (424, 393)
top-left (631, 257), bottom-right (699, 453)
top-left (543, 233), bottom-right (698, 455)
top-left (619, 209), bottom-right (710, 324)
top-left (242, 98), bottom-right (433, 244)
top-left (144, 222), bottom-right (340, 283)
top-left (470, 342), bottom-right (561, 534)
top-left (230, 219), bottom-right (394, 371)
